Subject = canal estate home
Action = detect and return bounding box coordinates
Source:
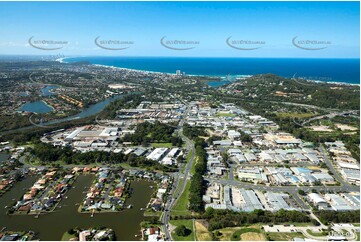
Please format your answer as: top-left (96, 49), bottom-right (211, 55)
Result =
top-left (144, 227), bottom-right (162, 241)
top-left (82, 168), bottom-right (127, 211)
top-left (149, 175), bottom-right (172, 212)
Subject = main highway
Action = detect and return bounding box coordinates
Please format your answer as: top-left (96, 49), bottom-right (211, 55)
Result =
top-left (161, 106), bottom-right (196, 241)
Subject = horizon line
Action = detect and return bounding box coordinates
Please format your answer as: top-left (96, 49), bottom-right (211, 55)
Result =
top-left (0, 54), bottom-right (360, 60)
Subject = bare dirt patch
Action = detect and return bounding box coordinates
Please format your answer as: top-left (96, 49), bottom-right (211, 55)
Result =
top-left (195, 220), bottom-right (212, 241)
top-left (309, 125), bottom-right (333, 132)
top-left (335, 124), bottom-right (358, 131)
top-left (241, 232), bottom-right (266, 241)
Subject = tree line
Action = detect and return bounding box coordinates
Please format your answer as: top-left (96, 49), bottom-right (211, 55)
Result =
top-left (315, 210), bottom-right (360, 225)
top-left (188, 136), bottom-right (208, 213)
top-left (122, 121), bottom-right (182, 146)
top-left (29, 142), bottom-right (175, 171)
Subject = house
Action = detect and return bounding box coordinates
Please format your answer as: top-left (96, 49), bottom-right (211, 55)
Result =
top-left (227, 148), bottom-right (242, 156)
top-left (151, 198), bottom-right (163, 211)
top-left (228, 130), bottom-right (241, 140)
top-left (79, 230), bottom-right (91, 241)
top-left (244, 153), bottom-right (257, 162)
top-left (145, 227), bottom-right (160, 236)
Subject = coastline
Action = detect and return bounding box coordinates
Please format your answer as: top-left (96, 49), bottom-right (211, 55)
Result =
top-left (58, 57), bottom-right (360, 87)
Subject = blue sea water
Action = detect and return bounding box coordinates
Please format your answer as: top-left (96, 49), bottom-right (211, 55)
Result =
top-left (64, 57), bottom-right (360, 84)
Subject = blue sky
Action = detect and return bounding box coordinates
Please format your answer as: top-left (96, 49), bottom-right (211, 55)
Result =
top-left (0, 1), bottom-right (359, 58)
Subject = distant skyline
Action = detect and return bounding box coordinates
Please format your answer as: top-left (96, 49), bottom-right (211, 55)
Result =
top-left (0, 1), bottom-right (359, 58)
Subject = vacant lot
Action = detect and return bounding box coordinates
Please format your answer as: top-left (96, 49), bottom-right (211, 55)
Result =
top-left (170, 219), bottom-right (195, 241)
top-left (231, 227), bottom-right (265, 241)
top-left (195, 220), bottom-right (212, 241)
top-left (266, 232), bottom-right (305, 241)
top-left (215, 225), bottom-right (265, 241)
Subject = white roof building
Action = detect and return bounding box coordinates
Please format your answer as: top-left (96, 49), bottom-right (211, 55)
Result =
top-left (308, 193), bottom-right (328, 207)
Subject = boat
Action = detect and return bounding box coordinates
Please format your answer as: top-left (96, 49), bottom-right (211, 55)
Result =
top-left (127, 204), bottom-right (133, 209)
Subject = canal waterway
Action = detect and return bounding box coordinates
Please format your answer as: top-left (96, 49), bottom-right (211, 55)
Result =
top-left (0, 175), bottom-right (154, 240)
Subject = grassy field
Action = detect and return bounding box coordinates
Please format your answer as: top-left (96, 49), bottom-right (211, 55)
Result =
top-left (214, 225), bottom-right (265, 241)
top-left (190, 156), bottom-right (198, 175)
top-left (216, 113), bottom-right (236, 117)
top-left (61, 232), bottom-right (76, 241)
top-left (214, 227), bottom-right (241, 241)
top-left (230, 227), bottom-right (265, 241)
top-left (170, 219), bottom-right (195, 241)
top-left (276, 112), bottom-right (316, 119)
top-left (150, 142), bottom-right (174, 148)
top-left (195, 220), bottom-right (212, 241)
top-left (171, 179), bottom-right (192, 216)
top-left (266, 232), bottom-right (305, 241)
top-left (143, 209), bottom-right (162, 218)
top-left (306, 229), bottom-right (327, 237)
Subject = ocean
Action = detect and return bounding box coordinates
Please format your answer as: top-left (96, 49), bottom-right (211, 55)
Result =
top-left (63, 57), bottom-right (360, 84)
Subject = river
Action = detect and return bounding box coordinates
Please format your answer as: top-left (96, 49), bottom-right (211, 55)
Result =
top-left (5, 94), bottom-right (128, 135)
top-left (0, 176), bottom-right (154, 240)
top-left (0, 153), bottom-right (10, 164)
top-left (45, 94), bottom-right (125, 125)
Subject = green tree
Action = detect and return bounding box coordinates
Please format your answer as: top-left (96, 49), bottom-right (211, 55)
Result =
top-left (174, 225), bottom-right (191, 237)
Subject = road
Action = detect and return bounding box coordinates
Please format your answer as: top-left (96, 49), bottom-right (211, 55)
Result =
top-left (293, 110), bottom-right (358, 127)
top-left (263, 224), bottom-right (357, 241)
top-left (318, 145), bottom-right (351, 188)
top-left (221, 95), bottom-right (348, 112)
top-left (161, 105), bottom-right (196, 241)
